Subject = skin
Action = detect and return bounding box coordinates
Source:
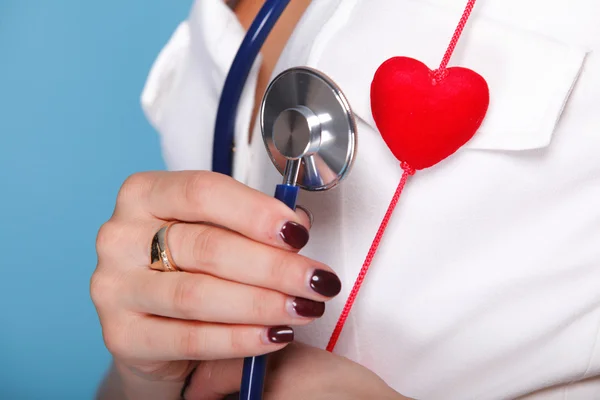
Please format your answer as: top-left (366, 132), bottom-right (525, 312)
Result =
top-left (233, 0), bottom-right (312, 139)
top-left (183, 343), bottom-right (408, 400)
top-left (93, 1), bottom-right (407, 399)
top-left (93, 171), bottom-right (323, 399)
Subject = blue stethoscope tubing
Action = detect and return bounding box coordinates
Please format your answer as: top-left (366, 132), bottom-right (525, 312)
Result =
top-left (212, 0), bottom-right (291, 177)
top-left (212, 0), bottom-right (293, 399)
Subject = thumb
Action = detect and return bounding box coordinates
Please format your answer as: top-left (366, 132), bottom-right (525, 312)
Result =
top-left (184, 346), bottom-right (299, 400)
top-left (183, 359), bottom-right (243, 400)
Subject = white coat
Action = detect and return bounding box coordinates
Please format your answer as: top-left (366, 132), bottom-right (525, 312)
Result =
top-left (141, 1), bottom-right (600, 398)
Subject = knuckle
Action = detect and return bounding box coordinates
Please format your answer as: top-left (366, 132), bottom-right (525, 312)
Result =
top-left (172, 277), bottom-right (204, 320)
top-left (183, 171), bottom-right (222, 211)
top-left (102, 323), bottom-right (131, 358)
top-left (95, 220), bottom-right (124, 257)
top-left (268, 251), bottom-right (294, 288)
top-left (179, 326), bottom-right (206, 359)
top-left (117, 172), bottom-right (154, 207)
top-left (190, 225), bottom-right (219, 266)
top-left (229, 328), bottom-right (251, 355)
top-left (89, 270), bottom-right (117, 308)
top-left (250, 289), bottom-right (276, 323)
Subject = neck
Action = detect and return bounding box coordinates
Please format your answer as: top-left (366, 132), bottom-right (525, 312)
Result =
top-left (233, 0), bottom-right (313, 140)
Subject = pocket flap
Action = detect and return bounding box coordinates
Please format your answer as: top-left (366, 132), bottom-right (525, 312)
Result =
top-left (312, 0), bottom-right (588, 151)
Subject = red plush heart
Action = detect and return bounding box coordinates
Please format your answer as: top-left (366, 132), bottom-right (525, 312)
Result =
top-left (370, 56), bottom-right (490, 170)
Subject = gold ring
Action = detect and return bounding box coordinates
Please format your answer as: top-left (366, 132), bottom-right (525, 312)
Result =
top-left (150, 222), bottom-right (180, 272)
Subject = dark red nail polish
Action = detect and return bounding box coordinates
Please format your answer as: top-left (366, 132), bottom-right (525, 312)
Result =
top-left (267, 326), bottom-right (294, 343)
top-left (292, 297), bottom-right (325, 318)
top-left (310, 269), bottom-right (342, 297)
top-left (280, 221), bottom-right (309, 249)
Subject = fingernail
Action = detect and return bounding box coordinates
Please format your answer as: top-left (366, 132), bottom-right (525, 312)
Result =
top-left (296, 205), bottom-right (314, 228)
top-left (288, 297), bottom-right (325, 318)
top-left (280, 221), bottom-right (309, 249)
top-left (310, 269), bottom-right (342, 297)
top-left (267, 326), bottom-right (294, 344)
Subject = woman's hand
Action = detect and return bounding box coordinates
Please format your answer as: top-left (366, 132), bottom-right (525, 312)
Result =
top-left (91, 171), bottom-right (342, 399)
top-left (184, 342), bottom-right (410, 400)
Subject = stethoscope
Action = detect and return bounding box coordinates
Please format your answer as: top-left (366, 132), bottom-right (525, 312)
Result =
top-left (212, 1), bottom-right (357, 399)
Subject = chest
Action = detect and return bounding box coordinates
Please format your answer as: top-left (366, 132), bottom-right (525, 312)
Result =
top-left (256, 0), bottom-right (600, 266)
top-left (246, 0), bottom-right (600, 398)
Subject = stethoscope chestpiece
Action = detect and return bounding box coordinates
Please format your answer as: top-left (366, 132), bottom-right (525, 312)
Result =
top-left (260, 67), bottom-right (357, 191)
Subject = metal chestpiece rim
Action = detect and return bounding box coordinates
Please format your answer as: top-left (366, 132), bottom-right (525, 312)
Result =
top-left (260, 67), bottom-right (358, 192)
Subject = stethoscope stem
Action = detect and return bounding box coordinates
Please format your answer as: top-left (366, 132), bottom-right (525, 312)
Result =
top-left (240, 168), bottom-right (299, 400)
top-left (240, 355), bottom-right (268, 400)
top-left (282, 159), bottom-right (302, 186)
top-left (274, 183), bottom-right (300, 210)
top-left (225, 9), bottom-right (354, 400)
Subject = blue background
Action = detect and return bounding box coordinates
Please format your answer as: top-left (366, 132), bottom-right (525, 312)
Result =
top-left (0, 0), bottom-right (193, 398)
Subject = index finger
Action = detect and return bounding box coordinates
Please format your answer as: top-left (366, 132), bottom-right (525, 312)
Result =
top-left (115, 171), bottom-right (310, 250)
